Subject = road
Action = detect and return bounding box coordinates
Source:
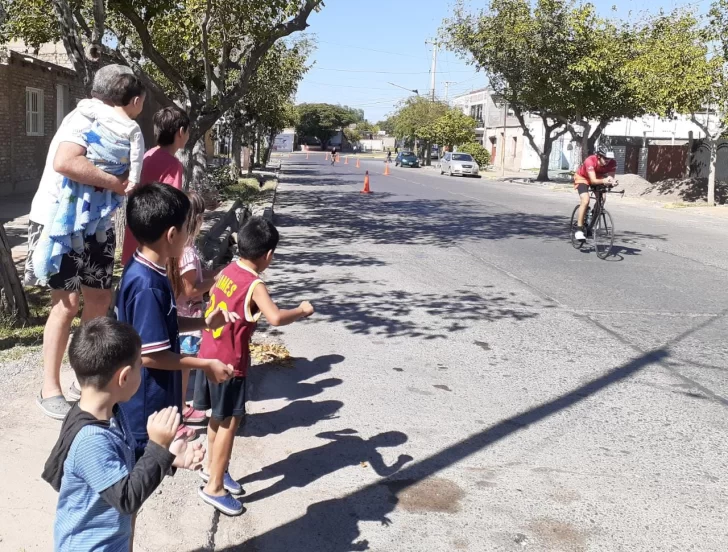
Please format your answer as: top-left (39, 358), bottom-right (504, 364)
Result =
top-left (140, 153), bottom-right (727, 552)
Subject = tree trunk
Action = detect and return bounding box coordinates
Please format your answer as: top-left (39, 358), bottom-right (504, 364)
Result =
top-left (263, 131), bottom-right (275, 166)
top-left (114, 198), bottom-right (127, 264)
top-left (231, 126), bottom-right (242, 178)
top-left (708, 137), bottom-right (717, 206)
top-left (0, 224), bottom-right (29, 324)
top-left (536, 149), bottom-right (551, 181)
top-left (424, 140), bottom-right (432, 166)
top-left (181, 136), bottom-right (208, 192)
top-left (255, 128), bottom-right (263, 166)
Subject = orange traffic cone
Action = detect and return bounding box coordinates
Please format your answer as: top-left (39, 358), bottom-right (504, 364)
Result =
top-left (355, 158), bottom-right (360, 168)
top-left (336, 154), bottom-right (341, 163)
top-left (306, 151), bottom-right (309, 159)
top-left (325, 152), bottom-right (329, 161)
top-left (345, 156), bottom-right (349, 165)
top-left (384, 162), bottom-right (390, 176)
top-left (361, 170), bottom-right (371, 194)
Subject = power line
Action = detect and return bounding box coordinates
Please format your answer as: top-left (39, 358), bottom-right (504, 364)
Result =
top-left (316, 39), bottom-right (422, 59)
top-left (303, 80), bottom-right (409, 91)
top-left (309, 67), bottom-right (473, 74)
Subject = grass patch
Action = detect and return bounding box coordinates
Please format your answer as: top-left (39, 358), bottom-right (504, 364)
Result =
top-left (663, 202), bottom-right (706, 209)
top-left (221, 177), bottom-right (276, 205)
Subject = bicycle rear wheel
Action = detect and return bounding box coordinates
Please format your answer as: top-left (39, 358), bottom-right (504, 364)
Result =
top-left (594, 209), bottom-right (614, 259)
top-left (569, 205), bottom-right (584, 249)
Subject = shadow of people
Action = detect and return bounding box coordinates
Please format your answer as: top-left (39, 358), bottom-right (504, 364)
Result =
top-left (239, 429), bottom-right (412, 503)
top-left (241, 400), bottom-right (344, 438)
top-left (252, 354), bottom-right (345, 402)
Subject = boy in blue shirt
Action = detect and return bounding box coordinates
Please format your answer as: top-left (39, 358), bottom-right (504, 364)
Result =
top-left (43, 317), bottom-right (205, 551)
top-left (116, 183), bottom-right (238, 454)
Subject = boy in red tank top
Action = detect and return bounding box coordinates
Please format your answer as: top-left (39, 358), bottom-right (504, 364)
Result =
top-left (194, 217), bottom-right (314, 515)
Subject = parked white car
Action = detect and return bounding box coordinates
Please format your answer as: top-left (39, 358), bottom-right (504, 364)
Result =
top-left (440, 152), bottom-right (480, 177)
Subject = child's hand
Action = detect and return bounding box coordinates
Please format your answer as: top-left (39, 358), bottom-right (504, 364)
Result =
top-left (125, 180), bottom-right (137, 194)
top-left (147, 406), bottom-right (180, 449)
top-left (205, 306), bottom-right (241, 330)
top-left (205, 359), bottom-right (234, 383)
top-left (170, 439), bottom-right (205, 470)
top-left (299, 301), bottom-right (314, 317)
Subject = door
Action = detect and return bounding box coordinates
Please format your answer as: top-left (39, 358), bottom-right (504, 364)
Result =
top-left (56, 84), bottom-right (69, 129)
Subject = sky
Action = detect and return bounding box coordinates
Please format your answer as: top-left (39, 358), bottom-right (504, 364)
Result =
top-left (295, 0), bottom-right (712, 123)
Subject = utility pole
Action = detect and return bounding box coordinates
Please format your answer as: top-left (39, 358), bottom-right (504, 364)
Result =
top-left (443, 81), bottom-right (456, 103)
top-left (500, 100), bottom-right (508, 177)
top-left (425, 39), bottom-right (439, 101)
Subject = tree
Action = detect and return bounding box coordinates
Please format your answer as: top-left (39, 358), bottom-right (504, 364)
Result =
top-left (428, 109), bottom-right (476, 150)
top-left (226, 38), bottom-right (311, 176)
top-left (377, 116), bottom-right (396, 135)
top-left (445, 0), bottom-right (568, 180)
top-left (459, 142), bottom-right (491, 167)
top-left (391, 96), bottom-right (449, 165)
top-left (0, 0), bottom-right (324, 187)
top-left (444, 0), bottom-right (647, 178)
top-left (626, 9), bottom-right (721, 204)
top-left (295, 103), bottom-right (362, 147)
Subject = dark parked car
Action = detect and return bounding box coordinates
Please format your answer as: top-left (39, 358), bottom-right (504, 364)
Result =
top-left (395, 151), bottom-right (420, 168)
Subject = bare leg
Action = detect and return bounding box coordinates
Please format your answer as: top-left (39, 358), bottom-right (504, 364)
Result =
top-left (206, 418), bottom-right (219, 478)
top-left (577, 192), bottom-right (590, 227)
top-left (41, 290), bottom-right (80, 399)
top-left (203, 416), bottom-right (241, 496)
top-left (181, 368), bottom-right (191, 407)
top-left (80, 286), bottom-right (112, 323)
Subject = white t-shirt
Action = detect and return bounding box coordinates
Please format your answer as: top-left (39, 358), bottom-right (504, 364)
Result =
top-left (29, 102), bottom-right (97, 225)
top-left (28, 98), bottom-right (143, 225)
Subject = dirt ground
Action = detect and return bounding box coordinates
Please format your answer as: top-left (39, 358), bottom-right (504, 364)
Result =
top-left (618, 173), bottom-right (728, 205)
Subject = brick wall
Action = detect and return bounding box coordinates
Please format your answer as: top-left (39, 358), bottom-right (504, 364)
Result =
top-left (0, 51), bottom-right (161, 197)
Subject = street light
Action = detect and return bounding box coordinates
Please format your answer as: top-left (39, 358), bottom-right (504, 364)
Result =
top-left (388, 82), bottom-right (419, 95)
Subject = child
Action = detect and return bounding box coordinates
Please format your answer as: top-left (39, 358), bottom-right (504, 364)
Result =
top-left (116, 183), bottom-right (238, 455)
top-left (195, 217), bottom-right (314, 515)
top-left (42, 317), bottom-right (205, 552)
top-left (121, 106), bottom-right (191, 266)
top-left (32, 73), bottom-right (145, 283)
top-left (166, 191), bottom-right (219, 424)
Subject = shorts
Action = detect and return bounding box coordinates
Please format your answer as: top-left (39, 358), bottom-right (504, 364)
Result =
top-left (194, 374), bottom-right (246, 421)
top-left (179, 335), bottom-right (201, 355)
top-left (24, 221), bottom-right (116, 290)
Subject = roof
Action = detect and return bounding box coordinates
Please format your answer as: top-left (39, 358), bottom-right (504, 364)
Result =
top-left (2, 49), bottom-right (78, 79)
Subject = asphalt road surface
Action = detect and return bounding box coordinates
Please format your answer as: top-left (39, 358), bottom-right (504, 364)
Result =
top-left (198, 153), bottom-right (727, 552)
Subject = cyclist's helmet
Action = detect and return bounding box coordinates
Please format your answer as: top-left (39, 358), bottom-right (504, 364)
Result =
top-left (595, 145), bottom-right (609, 159)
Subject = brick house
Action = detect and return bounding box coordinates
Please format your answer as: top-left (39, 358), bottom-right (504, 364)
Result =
top-left (0, 50), bottom-right (85, 196)
top-left (0, 48), bottom-right (162, 197)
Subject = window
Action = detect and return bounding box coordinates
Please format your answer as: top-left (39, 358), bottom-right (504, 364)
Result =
top-left (26, 87), bottom-right (44, 136)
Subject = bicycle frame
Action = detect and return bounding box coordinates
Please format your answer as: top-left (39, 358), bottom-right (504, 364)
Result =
top-left (586, 186), bottom-right (623, 231)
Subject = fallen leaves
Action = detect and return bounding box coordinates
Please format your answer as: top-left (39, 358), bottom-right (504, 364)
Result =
top-left (250, 342), bottom-right (293, 367)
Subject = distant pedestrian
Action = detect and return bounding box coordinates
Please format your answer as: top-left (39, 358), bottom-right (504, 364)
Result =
top-left (386, 149), bottom-right (392, 163)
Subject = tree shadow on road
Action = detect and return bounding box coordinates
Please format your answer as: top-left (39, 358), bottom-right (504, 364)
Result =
top-left (192, 312), bottom-right (723, 552)
top-left (239, 429), bottom-right (412, 503)
top-left (274, 163), bottom-right (668, 250)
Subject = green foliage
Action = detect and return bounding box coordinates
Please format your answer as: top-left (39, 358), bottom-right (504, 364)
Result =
top-left (391, 96), bottom-right (449, 143)
top-left (0, 0), bottom-right (61, 47)
top-left (295, 103), bottom-right (363, 145)
top-left (458, 142), bottom-right (491, 167)
top-left (428, 109), bottom-right (476, 148)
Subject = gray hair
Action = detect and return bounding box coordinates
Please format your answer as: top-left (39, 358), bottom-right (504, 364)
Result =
top-left (92, 64), bottom-right (134, 100)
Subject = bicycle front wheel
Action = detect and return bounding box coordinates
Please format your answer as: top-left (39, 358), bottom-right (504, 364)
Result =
top-left (569, 205), bottom-right (584, 249)
top-left (594, 209), bottom-right (615, 259)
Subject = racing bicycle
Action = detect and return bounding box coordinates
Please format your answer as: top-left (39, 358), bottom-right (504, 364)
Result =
top-left (569, 184), bottom-right (624, 259)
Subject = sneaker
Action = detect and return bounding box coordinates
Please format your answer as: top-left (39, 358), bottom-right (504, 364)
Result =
top-left (176, 424), bottom-right (198, 441)
top-left (183, 406), bottom-right (207, 424)
top-left (197, 487), bottom-right (244, 516)
top-left (67, 381), bottom-right (82, 401)
top-left (36, 392), bottom-right (71, 420)
top-left (574, 228), bottom-right (586, 241)
top-left (199, 469), bottom-right (243, 495)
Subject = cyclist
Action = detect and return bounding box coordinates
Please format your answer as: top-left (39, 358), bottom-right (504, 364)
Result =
top-left (574, 146), bottom-right (617, 240)
top-left (331, 146), bottom-right (337, 165)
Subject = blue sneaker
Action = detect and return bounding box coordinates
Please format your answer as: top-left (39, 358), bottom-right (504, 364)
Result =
top-left (199, 469), bottom-right (243, 495)
top-left (198, 488), bottom-right (244, 516)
